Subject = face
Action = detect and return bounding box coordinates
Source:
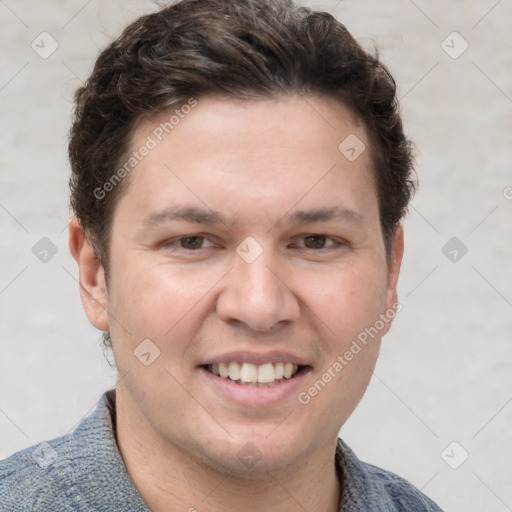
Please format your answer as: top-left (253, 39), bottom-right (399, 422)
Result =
top-left (72, 94), bottom-right (403, 475)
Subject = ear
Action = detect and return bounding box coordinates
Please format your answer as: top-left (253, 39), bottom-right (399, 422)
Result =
top-left (68, 218), bottom-right (109, 331)
top-left (382, 225), bottom-right (404, 335)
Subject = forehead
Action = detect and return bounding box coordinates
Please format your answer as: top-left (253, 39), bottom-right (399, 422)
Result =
top-left (116, 94), bottom-right (378, 229)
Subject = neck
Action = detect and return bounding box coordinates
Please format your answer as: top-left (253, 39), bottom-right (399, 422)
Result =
top-left (114, 394), bottom-right (341, 512)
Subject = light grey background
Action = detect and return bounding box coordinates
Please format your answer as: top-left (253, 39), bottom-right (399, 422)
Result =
top-left (1, 1), bottom-right (511, 510)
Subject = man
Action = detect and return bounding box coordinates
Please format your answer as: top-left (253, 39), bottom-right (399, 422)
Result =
top-left (0, 0), bottom-right (443, 510)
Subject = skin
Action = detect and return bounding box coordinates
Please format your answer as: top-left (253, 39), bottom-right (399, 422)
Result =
top-left (69, 94), bottom-right (404, 512)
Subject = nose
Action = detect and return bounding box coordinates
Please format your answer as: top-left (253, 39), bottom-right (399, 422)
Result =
top-left (215, 245), bottom-right (300, 332)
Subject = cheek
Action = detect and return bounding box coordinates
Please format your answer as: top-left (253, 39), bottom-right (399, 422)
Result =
top-left (106, 260), bottom-right (214, 400)
top-left (107, 257), bottom-right (225, 343)
top-left (304, 261), bottom-right (388, 342)
top-left (296, 266), bottom-right (386, 427)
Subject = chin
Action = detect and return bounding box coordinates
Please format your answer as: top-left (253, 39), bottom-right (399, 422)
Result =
top-left (206, 446), bottom-right (300, 478)
top-left (191, 425), bottom-right (310, 478)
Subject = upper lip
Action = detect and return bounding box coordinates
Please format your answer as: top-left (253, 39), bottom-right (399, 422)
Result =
top-left (200, 350), bottom-right (311, 367)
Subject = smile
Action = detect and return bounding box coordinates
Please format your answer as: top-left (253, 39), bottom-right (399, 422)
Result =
top-left (204, 362), bottom-right (301, 386)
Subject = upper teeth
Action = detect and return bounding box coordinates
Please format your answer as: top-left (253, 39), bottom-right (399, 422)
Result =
top-left (209, 362), bottom-right (299, 384)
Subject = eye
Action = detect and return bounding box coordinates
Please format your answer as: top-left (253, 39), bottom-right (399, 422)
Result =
top-left (296, 235), bottom-right (340, 250)
top-left (167, 235), bottom-right (214, 250)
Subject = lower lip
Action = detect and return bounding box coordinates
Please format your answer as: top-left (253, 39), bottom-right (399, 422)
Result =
top-left (198, 366), bottom-right (311, 407)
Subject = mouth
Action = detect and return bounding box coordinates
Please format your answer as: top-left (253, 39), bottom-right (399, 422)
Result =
top-left (198, 352), bottom-right (313, 406)
top-left (202, 361), bottom-right (306, 387)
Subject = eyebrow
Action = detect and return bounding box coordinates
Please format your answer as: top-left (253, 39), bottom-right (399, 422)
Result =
top-left (141, 205), bottom-right (363, 229)
top-left (142, 206), bottom-right (223, 227)
top-left (285, 207), bottom-right (363, 225)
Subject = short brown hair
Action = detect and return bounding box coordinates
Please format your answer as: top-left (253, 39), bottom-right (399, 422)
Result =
top-left (69, 0), bottom-right (415, 273)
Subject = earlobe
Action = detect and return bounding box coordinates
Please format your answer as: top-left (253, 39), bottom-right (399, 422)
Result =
top-left (68, 218), bottom-right (110, 331)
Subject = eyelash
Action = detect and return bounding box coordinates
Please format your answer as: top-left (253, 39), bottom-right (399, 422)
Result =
top-left (162, 234), bottom-right (345, 252)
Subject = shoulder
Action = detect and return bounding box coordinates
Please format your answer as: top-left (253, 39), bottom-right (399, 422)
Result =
top-left (336, 439), bottom-right (443, 511)
top-left (360, 461), bottom-right (443, 511)
top-left (0, 433), bottom-right (84, 511)
top-left (0, 391), bottom-right (148, 512)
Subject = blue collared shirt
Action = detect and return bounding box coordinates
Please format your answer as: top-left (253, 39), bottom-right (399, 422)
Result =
top-left (0, 390), bottom-right (443, 511)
